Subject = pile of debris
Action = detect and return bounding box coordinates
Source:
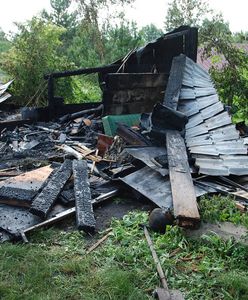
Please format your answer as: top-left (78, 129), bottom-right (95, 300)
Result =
top-left (0, 26), bottom-right (248, 243)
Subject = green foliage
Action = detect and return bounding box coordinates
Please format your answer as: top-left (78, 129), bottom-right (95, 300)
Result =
top-left (199, 14), bottom-right (231, 46)
top-left (0, 29), bottom-right (11, 54)
top-left (104, 19), bottom-right (143, 62)
top-left (233, 31), bottom-right (248, 43)
top-left (200, 14), bottom-right (248, 122)
top-left (0, 18), bottom-right (74, 105)
top-left (63, 76), bottom-right (101, 104)
top-left (67, 21), bottom-right (104, 67)
top-left (139, 24), bottom-right (164, 43)
top-left (164, 0), bottom-right (212, 31)
top-left (41, 0), bottom-right (78, 52)
top-left (217, 271), bottom-right (248, 300)
top-left (199, 194), bottom-right (248, 227)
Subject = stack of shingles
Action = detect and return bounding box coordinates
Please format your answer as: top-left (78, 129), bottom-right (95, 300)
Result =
top-left (0, 80), bottom-right (13, 104)
top-left (178, 57), bottom-right (248, 176)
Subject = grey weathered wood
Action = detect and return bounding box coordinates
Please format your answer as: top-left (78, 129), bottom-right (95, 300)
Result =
top-left (73, 160), bottom-right (96, 233)
top-left (166, 130), bottom-right (200, 227)
top-left (164, 55), bottom-right (199, 227)
top-left (163, 54), bottom-right (186, 109)
top-left (30, 160), bottom-right (72, 218)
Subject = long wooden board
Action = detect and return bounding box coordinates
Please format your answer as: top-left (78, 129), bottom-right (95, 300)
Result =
top-left (73, 160), bottom-right (96, 233)
top-left (163, 55), bottom-right (200, 227)
top-left (166, 130), bottom-right (200, 227)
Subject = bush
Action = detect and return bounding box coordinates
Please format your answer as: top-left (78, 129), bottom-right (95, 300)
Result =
top-left (0, 18), bottom-right (74, 105)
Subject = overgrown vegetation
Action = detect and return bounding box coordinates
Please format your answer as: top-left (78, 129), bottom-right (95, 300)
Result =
top-left (0, 0), bottom-right (247, 116)
top-left (0, 195), bottom-right (248, 299)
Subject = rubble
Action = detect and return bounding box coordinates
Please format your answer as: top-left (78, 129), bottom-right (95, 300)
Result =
top-left (0, 25), bottom-right (248, 243)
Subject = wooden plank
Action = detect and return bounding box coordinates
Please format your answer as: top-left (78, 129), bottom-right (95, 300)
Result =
top-left (0, 166), bottom-right (54, 207)
top-left (30, 160), bottom-right (72, 218)
top-left (163, 55), bottom-right (200, 227)
top-left (73, 160), bottom-right (96, 233)
top-left (163, 54), bottom-right (186, 110)
top-left (166, 130), bottom-right (200, 227)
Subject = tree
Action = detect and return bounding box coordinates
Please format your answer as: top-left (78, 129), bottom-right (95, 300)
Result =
top-left (233, 31), bottom-right (248, 43)
top-left (0, 28), bottom-right (11, 54)
top-left (139, 24), bottom-right (164, 43)
top-left (41, 0), bottom-right (78, 51)
top-left (0, 18), bottom-right (74, 104)
top-left (74, 0), bottom-right (135, 62)
top-left (200, 14), bottom-right (248, 122)
top-left (164, 0), bottom-right (212, 31)
top-left (104, 19), bottom-right (143, 62)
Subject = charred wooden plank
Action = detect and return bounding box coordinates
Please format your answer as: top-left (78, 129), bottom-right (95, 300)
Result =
top-left (30, 160), bottom-right (72, 218)
top-left (73, 160), bottom-right (96, 233)
top-left (166, 130), bottom-right (200, 227)
top-left (163, 54), bottom-right (186, 110)
top-left (116, 124), bottom-right (151, 146)
top-left (0, 166), bottom-right (54, 207)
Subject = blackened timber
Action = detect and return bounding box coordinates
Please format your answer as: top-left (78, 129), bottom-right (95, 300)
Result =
top-left (30, 160), bottom-right (72, 219)
top-left (163, 54), bottom-right (186, 110)
top-left (73, 160), bottom-right (96, 232)
top-left (116, 124), bottom-right (151, 146)
top-left (166, 130), bottom-right (200, 227)
top-left (59, 104), bottom-right (103, 123)
top-left (0, 166), bottom-right (54, 208)
top-left (44, 64), bottom-right (120, 79)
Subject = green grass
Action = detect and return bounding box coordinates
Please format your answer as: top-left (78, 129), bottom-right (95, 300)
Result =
top-left (0, 195), bottom-right (248, 299)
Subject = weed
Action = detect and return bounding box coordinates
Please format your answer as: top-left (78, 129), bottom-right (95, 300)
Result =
top-left (199, 194), bottom-right (248, 228)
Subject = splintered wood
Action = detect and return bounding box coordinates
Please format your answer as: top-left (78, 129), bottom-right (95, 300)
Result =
top-left (166, 130), bottom-right (200, 227)
top-left (73, 160), bottom-right (96, 233)
top-left (30, 160), bottom-right (72, 218)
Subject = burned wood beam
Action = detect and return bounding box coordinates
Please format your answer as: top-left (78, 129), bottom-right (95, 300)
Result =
top-left (0, 119), bottom-right (33, 131)
top-left (44, 64), bottom-right (120, 80)
top-left (30, 160), bottom-right (72, 219)
top-left (116, 124), bottom-right (151, 146)
top-left (163, 54), bottom-right (186, 109)
top-left (59, 104), bottom-right (103, 123)
top-left (73, 160), bottom-right (96, 233)
top-left (166, 130), bottom-right (200, 227)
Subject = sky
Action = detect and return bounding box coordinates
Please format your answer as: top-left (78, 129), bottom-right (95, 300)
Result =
top-left (0, 0), bottom-right (247, 34)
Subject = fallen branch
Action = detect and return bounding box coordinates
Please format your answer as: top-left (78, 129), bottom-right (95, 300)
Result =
top-left (86, 230), bottom-right (112, 254)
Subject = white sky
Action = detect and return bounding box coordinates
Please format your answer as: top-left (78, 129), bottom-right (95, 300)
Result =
top-left (0, 0), bottom-right (247, 34)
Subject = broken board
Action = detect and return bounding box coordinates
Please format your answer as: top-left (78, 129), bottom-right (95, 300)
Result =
top-left (0, 165), bottom-right (54, 207)
top-left (30, 160), bottom-right (72, 218)
top-left (73, 160), bottom-right (96, 232)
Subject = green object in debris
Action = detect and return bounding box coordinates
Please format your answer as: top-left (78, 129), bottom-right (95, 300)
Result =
top-left (102, 114), bottom-right (141, 136)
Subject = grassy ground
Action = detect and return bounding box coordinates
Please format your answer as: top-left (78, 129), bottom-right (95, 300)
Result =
top-left (0, 195), bottom-right (248, 300)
